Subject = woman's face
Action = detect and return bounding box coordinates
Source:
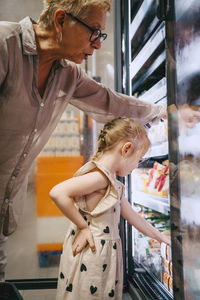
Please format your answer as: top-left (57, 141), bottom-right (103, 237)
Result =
top-left (61, 6), bottom-right (107, 63)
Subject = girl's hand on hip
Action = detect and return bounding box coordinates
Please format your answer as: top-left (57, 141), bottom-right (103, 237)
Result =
top-left (72, 228), bottom-right (96, 256)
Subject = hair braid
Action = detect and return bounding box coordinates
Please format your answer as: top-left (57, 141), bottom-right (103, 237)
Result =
top-left (91, 117), bottom-right (151, 161)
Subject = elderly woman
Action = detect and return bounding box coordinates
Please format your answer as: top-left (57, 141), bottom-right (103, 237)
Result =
top-left (0, 0), bottom-right (165, 281)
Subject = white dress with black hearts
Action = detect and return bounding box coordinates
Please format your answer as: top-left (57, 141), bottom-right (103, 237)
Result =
top-left (56, 161), bottom-right (124, 300)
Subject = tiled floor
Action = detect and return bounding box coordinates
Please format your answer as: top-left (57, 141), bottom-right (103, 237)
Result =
top-left (6, 183), bottom-right (133, 299)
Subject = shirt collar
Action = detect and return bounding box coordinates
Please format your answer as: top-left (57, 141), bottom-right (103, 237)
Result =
top-left (19, 16), bottom-right (38, 55)
top-left (19, 16), bottom-right (69, 68)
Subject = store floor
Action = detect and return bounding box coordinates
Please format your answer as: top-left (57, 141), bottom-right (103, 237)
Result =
top-left (19, 289), bottom-right (133, 300)
top-left (6, 182), bottom-right (133, 300)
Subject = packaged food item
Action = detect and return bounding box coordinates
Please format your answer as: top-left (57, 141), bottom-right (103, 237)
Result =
top-left (147, 162), bottom-right (169, 198)
top-left (162, 271), bottom-right (169, 290)
top-left (161, 242), bottom-right (172, 261)
top-left (133, 162), bottom-right (169, 198)
top-left (147, 119), bottom-right (168, 145)
top-left (169, 275), bottom-right (173, 293)
top-left (133, 169), bottom-right (149, 193)
top-left (161, 241), bottom-right (173, 293)
top-left (180, 160), bottom-right (200, 196)
top-left (162, 271), bottom-right (173, 293)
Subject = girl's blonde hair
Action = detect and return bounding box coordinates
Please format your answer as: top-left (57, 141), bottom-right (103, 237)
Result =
top-left (92, 118), bottom-right (151, 161)
top-left (39, 0), bottom-right (111, 29)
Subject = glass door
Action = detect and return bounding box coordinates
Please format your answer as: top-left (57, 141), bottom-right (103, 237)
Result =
top-left (120, 1), bottom-right (200, 299)
top-left (166, 0), bottom-right (200, 299)
top-left (120, 0), bottom-right (173, 298)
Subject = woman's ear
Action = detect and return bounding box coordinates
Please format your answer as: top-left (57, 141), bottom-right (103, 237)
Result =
top-left (121, 142), bottom-right (133, 157)
top-left (54, 9), bottom-right (66, 34)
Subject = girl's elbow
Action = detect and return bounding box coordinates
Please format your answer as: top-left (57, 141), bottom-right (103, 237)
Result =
top-left (49, 187), bottom-right (59, 202)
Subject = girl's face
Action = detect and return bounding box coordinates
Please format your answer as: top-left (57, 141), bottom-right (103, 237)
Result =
top-left (116, 148), bottom-right (146, 177)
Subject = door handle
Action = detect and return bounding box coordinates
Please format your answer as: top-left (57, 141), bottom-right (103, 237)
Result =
top-left (156, 0), bottom-right (169, 21)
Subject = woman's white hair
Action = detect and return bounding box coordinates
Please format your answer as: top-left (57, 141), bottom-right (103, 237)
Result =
top-left (39, 0), bottom-right (111, 28)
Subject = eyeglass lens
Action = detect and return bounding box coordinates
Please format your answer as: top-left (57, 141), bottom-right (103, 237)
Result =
top-left (90, 30), bottom-right (107, 43)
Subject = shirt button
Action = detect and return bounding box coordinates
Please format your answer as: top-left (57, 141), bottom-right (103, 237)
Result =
top-left (12, 176), bottom-right (16, 180)
top-left (40, 102), bottom-right (44, 107)
top-left (4, 198), bottom-right (9, 204)
top-left (34, 128), bottom-right (37, 133)
top-left (23, 153), bottom-right (27, 158)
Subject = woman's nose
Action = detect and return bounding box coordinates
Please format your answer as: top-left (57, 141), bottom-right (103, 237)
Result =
top-left (91, 38), bottom-right (101, 50)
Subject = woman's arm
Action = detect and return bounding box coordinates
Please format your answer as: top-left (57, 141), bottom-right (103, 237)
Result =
top-left (70, 65), bottom-right (166, 125)
top-left (49, 170), bottom-right (108, 255)
top-left (0, 35), bottom-right (8, 87)
top-left (121, 196), bottom-right (171, 245)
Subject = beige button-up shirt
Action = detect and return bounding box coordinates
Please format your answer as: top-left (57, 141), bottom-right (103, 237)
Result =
top-left (0, 17), bottom-right (165, 235)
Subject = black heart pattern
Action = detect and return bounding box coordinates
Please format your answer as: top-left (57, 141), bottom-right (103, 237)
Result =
top-left (88, 221), bottom-right (90, 226)
top-left (66, 283), bottom-right (73, 292)
top-left (90, 285), bottom-right (97, 294)
top-left (115, 280), bottom-right (118, 286)
top-left (101, 239), bottom-right (105, 246)
top-left (113, 242), bottom-right (117, 249)
top-left (108, 289), bottom-right (115, 297)
top-left (103, 226), bottom-right (110, 234)
top-left (80, 263), bottom-right (87, 272)
top-left (60, 272), bottom-right (64, 279)
top-left (71, 229), bottom-right (75, 236)
top-left (103, 264), bottom-right (107, 272)
top-left (84, 216), bottom-right (87, 221)
top-left (114, 208), bottom-right (116, 212)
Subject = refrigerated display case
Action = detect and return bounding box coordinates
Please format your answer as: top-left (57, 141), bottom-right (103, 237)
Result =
top-left (115, 0), bottom-right (200, 299)
top-left (167, 1), bottom-right (200, 299)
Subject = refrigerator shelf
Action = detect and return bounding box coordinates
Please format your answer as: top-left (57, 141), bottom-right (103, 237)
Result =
top-left (132, 191), bottom-right (170, 215)
top-left (127, 260), bottom-right (173, 300)
top-left (145, 140), bottom-right (169, 158)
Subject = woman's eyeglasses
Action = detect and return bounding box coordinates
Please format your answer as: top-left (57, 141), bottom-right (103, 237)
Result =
top-left (66, 12), bottom-right (107, 43)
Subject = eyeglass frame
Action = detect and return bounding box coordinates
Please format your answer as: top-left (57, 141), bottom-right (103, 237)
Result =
top-left (65, 12), bottom-right (107, 43)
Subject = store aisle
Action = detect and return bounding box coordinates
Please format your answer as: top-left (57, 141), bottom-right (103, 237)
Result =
top-left (6, 182), bottom-right (59, 279)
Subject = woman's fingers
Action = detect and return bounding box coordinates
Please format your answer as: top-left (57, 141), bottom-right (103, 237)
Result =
top-left (179, 105), bottom-right (200, 128)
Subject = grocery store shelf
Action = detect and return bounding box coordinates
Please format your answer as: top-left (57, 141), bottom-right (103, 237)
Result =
top-left (132, 191), bottom-right (170, 215)
top-left (145, 140), bottom-right (168, 158)
top-left (130, 22), bottom-right (165, 80)
top-left (127, 260), bottom-right (173, 300)
top-left (139, 77), bottom-right (167, 104)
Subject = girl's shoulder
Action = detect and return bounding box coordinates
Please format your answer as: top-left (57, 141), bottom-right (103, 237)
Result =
top-left (73, 161), bottom-right (100, 177)
top-left (74, 160), bottom-right (109, 178)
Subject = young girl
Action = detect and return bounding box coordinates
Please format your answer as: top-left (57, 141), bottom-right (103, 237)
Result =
top-left (50, 117), bottom-right (171, 300)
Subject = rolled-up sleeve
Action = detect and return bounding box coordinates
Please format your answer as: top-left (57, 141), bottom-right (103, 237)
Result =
top-left (69, 65), bottom-right (166, 125)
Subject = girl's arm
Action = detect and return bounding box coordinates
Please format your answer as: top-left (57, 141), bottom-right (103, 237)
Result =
top-left (121, 196), bottom-right (171, 246)
top-left (49, 170), bottom-right (108, 255)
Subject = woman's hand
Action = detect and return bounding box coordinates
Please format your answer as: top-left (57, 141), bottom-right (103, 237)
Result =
top-left (72, 228), bottom-right (96, 256)
top-left (179, 104), bottom-right (200, 128)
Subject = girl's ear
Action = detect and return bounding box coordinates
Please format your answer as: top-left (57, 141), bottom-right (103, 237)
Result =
top-left (121, 142), bottom-right (133, 157)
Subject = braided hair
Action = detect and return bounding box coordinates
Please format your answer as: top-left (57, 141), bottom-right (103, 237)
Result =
top-left (91, 117), bottom-right (150, 161)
